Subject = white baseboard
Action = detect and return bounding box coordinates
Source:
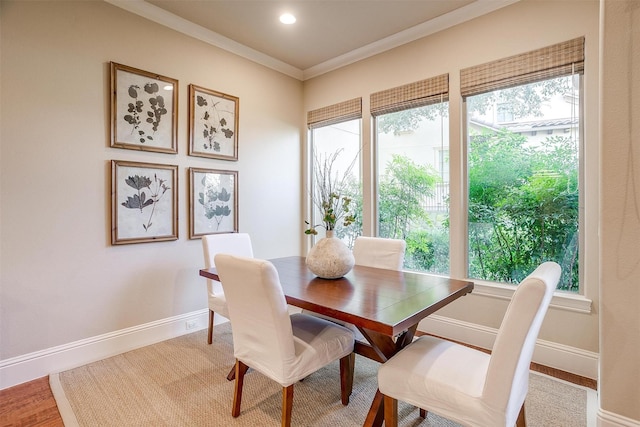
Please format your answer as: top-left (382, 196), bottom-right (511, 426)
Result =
top-left (0, 309), bottom-right (212, 390)
top-left (598, 409), bottom-right (640, 427)
top-left (2, 310), bottom-right (599, 390)
top-left (418, 314), bottom-right (599, 380)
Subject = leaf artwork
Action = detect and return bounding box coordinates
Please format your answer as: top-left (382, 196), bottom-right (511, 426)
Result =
top-left (198, 175), bottom-right (232, 230)
top-left (196, 94), bottom-right (235, 152)
top-left (124, 82), bottom-right (167, 144)
top-left (121, 174), bottom-right (170, 231)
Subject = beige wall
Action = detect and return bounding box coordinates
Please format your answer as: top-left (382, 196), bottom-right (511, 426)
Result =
top-left (600, 0), bottom-right (640, 422)
top-left (0, 1), bottom-right (303, 359)
top-left (304, 0), bottom-right (600, 352)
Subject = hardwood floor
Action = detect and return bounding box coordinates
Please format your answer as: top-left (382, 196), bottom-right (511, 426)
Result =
top-left (0, 377), bottom-right (63, 427)
top-left (0, 363), bottom-right (596, 426)
top-left (530, 362), bottom-right (596, 389)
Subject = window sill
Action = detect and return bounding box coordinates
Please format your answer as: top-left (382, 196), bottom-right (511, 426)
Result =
top-left (471, 281), bottom-right (593, 314)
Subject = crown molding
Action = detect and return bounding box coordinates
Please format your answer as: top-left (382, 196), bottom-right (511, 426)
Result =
top-left (105, 0), bottom-right (520, 81)
top-left (104, 0), bottom-right (304, 80)
top-left (302, 0), bottom-right (521, 80)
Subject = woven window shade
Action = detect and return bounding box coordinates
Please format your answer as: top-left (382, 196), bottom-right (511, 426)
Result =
top-left (307, 98), bottom-right (362, 129)
top-left (460, 37), bottom-right (585, 98)
top-left (370, 74), bottom-right (449, 116)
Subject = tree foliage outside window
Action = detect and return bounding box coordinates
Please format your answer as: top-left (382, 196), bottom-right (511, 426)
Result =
top-left (467, 76), bottom-right (580, 291)
top-left (376, 103), bottom-right (450, 275)
top-left (468, 129), bottom-right (579, 290)
top-left (372, 76), bottom-right (579, 291)
top-left (378, 155), bottom-right (446, 272)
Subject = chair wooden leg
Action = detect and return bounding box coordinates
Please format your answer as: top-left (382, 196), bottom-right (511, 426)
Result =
top-left (383, 394), bottom-right (398, 427)
top-left (207, 310), bottom-right (214, 344)
top-left (339, 353), bottom-right (355, 405)
top-left (281, 384), bottom-right (294, 427)
top-left (232, 360), bottom-right (249, 417)
top-left (419, 408), bottom-right (427, 419)
top-left (516, 403), bottom-right (526, 427)
top-left (226, 365), bottom-right (236, 381)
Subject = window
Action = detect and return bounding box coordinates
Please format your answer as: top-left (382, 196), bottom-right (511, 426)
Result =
top-left (371, 75), bottom-right (449, 274)
top-left (462, 37), bottom-right (584, 292)
top-left (307, 99), bottom-right (362, 247)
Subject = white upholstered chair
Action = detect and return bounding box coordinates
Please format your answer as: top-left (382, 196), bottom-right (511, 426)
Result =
top-left (214, 254), bottom-right (355, 427)
top-left (346, 236), bottom-right (407, 339)
top-left (378, 261), bottom-right (561, 427)
top-left (352, 236), bottom-right (406, 270)
top-left (201, 233), bottom-right (253, 344)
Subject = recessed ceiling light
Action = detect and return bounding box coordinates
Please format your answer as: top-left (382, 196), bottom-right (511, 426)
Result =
top-left (279, 13), bottom-right (296, 25)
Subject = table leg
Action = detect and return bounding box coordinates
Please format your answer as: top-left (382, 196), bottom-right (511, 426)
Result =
top-left (357, 328), bottom-right (395, 361)
top-left (395, 324), bottom-right (418, 350)
top-left (359, 324), bottom-right (419, 427)
top-left (363, 389), bottom-right (385, 427)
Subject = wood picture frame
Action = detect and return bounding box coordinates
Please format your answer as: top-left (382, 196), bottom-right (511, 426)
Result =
top-left (110, 62), bottom-right (178, 154)
top-left (111, 160), bottom-right (178, 245)
top-left (189, 167), bottom-right (238, 238)
top-left (188, 84), bottom-right (239, 161)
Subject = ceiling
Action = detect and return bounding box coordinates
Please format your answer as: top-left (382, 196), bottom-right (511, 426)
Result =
top-left (106, 0), bottom-right (519, 80)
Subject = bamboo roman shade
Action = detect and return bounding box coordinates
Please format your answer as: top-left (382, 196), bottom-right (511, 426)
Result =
top-left (307, 97), bottom-right (362, 129)
top-left (370, 74), bottom-right (449, 116)
top-left (460, 37), bottom-right (585, 98)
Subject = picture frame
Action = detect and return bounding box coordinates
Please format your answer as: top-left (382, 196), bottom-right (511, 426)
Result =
top-left (111, 160), bottom-right (178, 245)
top-left (189, 167), bottom-right (238, 238)
top-left (110, 62), bottom-right (178, 154)
top-left (188, 84), bottom-right (239, 161)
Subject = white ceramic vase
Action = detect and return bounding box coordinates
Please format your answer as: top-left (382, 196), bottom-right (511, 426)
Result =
top-left (306, 230), bottom-right (355, 279)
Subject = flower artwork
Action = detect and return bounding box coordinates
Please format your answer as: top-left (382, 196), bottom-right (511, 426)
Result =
top-left (121, 174), bottom-right (170, 232)
top-left (305, 149), bottom-right (357, 235)
top-left (189, 168), bottom-right (238, 238)
top-left (196, 95), bottom-right (234, 152)
top-left (122, 83), bottom-right (167, 145)
top-left (199, 178), bottom-right (232, 230)
top-left (111, 161), bottom-right (178, 245)
top-left (110, 62), bottom-right (178, 154)
top-left (189, 85), bottom-right (239, 161)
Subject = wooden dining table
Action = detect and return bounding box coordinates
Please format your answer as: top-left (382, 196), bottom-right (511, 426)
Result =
top-left (200, 255), bottom-right (474, 427)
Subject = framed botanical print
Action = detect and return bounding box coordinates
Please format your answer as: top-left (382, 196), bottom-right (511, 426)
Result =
top-left (189, 167), bottom-right (238, 238)
top-left (188, 84), bottom-right (239, 161)
top-left (110, 62), bottom-right (178, 154)
top-left (111, 160), bottom-right (178, 245)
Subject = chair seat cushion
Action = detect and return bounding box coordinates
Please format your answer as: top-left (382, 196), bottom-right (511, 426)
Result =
top-left (280, 313), bottom-right (354, 385)
top-left (302, 310), bottom-right (366, 342)
top-left (208, 294), bottom-right (229, 318)
top-left (379, 335), bottom-right (497, 426)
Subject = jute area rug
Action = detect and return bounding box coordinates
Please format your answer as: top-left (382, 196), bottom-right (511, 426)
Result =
top-left (51, 322), bottom-right (592, 426)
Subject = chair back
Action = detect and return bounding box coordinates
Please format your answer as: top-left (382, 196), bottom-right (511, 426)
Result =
top-left (483, 261), bottom-right (561, 421)
top-left (214, 254), bottom-right (296, 381)
top-left (353, 236), bottom-right (406, 270)
top-left (202, 233), bottom-right (254, 295)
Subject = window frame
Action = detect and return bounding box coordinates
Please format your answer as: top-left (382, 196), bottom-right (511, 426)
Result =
top-left (460, 65), bottom-right (591, 313)
top-left (372, 100), bottom-right (451, 275)
top-left (306, 116), bottom-right (363, 248)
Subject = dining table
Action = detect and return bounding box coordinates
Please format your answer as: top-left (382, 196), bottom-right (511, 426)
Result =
top-left (199, 255), bottom-right (474, 427)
